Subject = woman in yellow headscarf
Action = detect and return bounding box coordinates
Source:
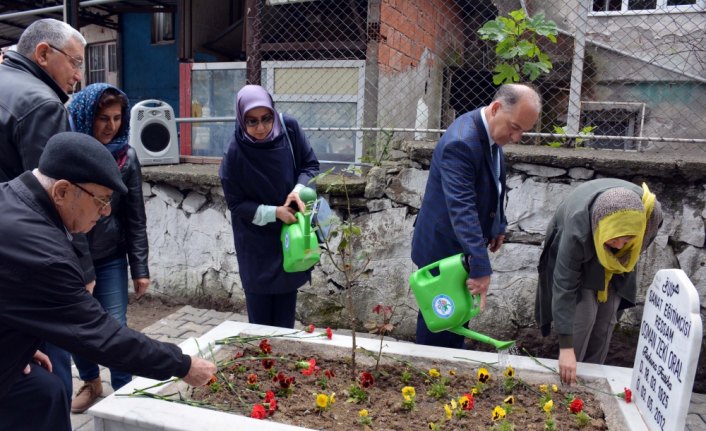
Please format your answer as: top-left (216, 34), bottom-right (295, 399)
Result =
top-left (535, 179), bottom-right (662, 385)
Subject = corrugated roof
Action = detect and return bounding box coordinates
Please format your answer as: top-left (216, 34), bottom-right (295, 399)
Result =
top-left (0, 0), bottom-right (176, 47)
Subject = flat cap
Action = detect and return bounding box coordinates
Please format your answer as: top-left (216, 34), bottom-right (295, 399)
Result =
top-left (39, 132), bottom-right (128, 194)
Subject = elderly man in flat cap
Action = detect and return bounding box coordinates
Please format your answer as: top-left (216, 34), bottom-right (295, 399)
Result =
top-left (0, 132), bottom-right (216, 431)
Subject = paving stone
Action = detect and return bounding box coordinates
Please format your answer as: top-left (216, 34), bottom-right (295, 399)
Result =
top-left (203, 309), bottom-right (233, 320)
top-left (180, 322), bottom-right (208, 333)
top-left (181, 313), bottom-right (211, 325)
top-left (685, 413), bottom-right (706, 430)
top-left (178, 305), bottom-right (208, 316)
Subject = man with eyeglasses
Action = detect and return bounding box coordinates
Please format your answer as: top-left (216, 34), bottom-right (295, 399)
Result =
top-left (0, 132), bottom-right (217, 431)
top-left (0, 19), bottom-right (93, 401)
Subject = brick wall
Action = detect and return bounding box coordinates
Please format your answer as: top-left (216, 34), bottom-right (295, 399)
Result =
top-left (378, 0), bottom-right (464, 73)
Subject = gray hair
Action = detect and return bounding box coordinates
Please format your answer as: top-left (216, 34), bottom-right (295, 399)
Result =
top-left (493, 83), bottom-right (542, 113)
top-left (17, 19), bottom-right (86, 57)
top-left (33, 168), bottom-right (58, 191)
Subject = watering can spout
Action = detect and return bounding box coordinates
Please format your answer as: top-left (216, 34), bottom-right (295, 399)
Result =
top-left (448, 326), bottom-right (515, 351)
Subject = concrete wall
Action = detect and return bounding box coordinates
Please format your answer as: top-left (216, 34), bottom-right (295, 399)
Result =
top-left (140, 145), bottom-right (706, 343)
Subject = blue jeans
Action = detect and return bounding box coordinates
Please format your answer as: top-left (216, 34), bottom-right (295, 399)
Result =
top-left (72, 256), bottom-right (133, 390)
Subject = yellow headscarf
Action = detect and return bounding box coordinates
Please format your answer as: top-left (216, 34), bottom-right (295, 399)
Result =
top-left (592, 183), bottom-right (655, 302)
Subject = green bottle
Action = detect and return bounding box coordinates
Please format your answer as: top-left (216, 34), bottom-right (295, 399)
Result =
top-left (409, 253), bottom-right (515, 350)
top-left (281, 187), bottom-right (321, 272)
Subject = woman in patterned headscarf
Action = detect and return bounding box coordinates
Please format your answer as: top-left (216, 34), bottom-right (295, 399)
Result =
top-left (66, 83), bottom-right (150, 413)
top-left (535, 178), bottom-right (663, 385)
top-left (219, 85), bottom-right (319, 329)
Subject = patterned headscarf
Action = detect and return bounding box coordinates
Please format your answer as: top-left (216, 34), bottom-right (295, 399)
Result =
top-left (234, 84), bottom-right (282, 143)
top-left (68, 83), bottom-right (130, 163)
top-left (591, 183), bottom-right (658, 302)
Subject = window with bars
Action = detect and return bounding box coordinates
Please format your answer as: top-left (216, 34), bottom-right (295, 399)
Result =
top-left (592, 0), bottom-right (702, 12)
top-left (87, 42), bottom-right (118, 85)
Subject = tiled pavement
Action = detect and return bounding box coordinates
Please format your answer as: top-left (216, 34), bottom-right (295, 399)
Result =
top-left (71, 305), bottom-right (706, 430)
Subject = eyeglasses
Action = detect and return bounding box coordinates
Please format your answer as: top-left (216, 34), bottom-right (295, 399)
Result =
top-left (47, 43), bottom-right (84, 71)
top-left (71, 182), bottom-right (111, 211)
top-left (244, 114), bottom-right (275, 128)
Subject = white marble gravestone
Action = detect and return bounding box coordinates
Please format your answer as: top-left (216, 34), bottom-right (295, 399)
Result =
top-left (631, 269), bottom-right (702, 431)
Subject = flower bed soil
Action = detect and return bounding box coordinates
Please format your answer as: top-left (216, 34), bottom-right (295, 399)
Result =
top-left (186, 337), bottom-right (613, 431)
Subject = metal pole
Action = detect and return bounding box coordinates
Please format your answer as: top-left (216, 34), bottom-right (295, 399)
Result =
top-left (565, 0), bottom-right (590, 139)
top-left (245, 0), bottom-right (261, 85)
top-left (65, 0), bottom-right (79, 28)
top-left (0, 0), bottom-right (122, 21)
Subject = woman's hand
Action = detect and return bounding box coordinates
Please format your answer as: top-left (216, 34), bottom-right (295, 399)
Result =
top-left (558, 347), bottom-right (577, 385)
top-left (133, 278), bottom-right (150, 298)
top-left (276, 206), bottom-right (297, 224)
top-left (283, 191), bottom-right (306, 213)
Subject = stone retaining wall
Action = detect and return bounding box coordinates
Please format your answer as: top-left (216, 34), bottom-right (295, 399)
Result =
top-left (141, 144), bottom-right (706, 341)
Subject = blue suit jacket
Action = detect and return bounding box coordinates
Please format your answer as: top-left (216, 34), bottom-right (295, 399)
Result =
top-left (411, 108), bottom-right (507, 278)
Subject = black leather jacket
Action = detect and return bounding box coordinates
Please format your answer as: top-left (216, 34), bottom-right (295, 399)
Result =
top-left (0, 51), bottom-right (96, 282)
top-left (0, 51), bottom-right (70, 182)
top-left (87, 147), bottom-right (150, 280)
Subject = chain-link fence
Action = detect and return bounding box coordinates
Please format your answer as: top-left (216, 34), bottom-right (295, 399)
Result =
top-left (189, 0), bottom-right (705, 160)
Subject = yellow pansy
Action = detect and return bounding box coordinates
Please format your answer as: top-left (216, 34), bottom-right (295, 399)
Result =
top-left (539, 384), bottom-right (548, 393)
top-left (504, 395), bottom-right (515, 405)
top-left (543, 399), bottom-right (554, 413)
top-left (402, 386), bottom-right (416, 400)
top-left (444, 403), bottom-right (452, 419)
top-left (329, 392), bottom-right (336, 404)
top-left (552, 384), bottom-right (558, 392)
top-left (315, 393), bottom-right (329, 408)
top-left (358, 409), bottom-right (369, 418)
top-left (477, 368), bottom-right (490, 383)
top-left (471, 387), bottom-right (479, 395)
top-left (492, 405), bottom-right (506, 421)
top-left (429, 368), bottom-right (440, 378)
top-left (503, 365), bottom-right (515, 378)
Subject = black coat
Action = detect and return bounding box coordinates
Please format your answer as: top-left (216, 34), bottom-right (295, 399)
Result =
top-left (87, 148), bottom-right (149, 279)
top-left (0, 50), bottom-right (95, 283)
top-left (0, 51), bottom-right (70, 182)
top-left (219, 114), bottom-right (319, 294)
top-left (0, 172), bottom-right (190, 399)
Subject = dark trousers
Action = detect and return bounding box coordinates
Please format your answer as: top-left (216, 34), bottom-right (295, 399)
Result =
top-left (0, 364), bottom-right (70, 431)
top-left (245, 290), bottom-right (298, 329)
top-left (415, 310), bottom-right (466, 349)
top-left (41, 342), bottom-right (73, 399)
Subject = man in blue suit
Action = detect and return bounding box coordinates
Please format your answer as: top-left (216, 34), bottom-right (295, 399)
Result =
top-left (412, 84), bottom-right (542, 348)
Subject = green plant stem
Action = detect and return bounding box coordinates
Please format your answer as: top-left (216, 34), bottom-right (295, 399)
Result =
top-left (522, 348), bottom-right (619, 396)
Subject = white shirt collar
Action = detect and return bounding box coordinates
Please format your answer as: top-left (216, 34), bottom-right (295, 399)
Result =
top-left (480, 106), bottom-right (495, 150)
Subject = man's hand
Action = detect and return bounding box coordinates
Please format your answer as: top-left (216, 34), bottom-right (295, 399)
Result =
top-left (24, 350), bottom-right (52, 375)
top-left (133, 278), bottom-right (150, 298)
top-left (466, 275), bottom-right (490, 310)
top-left (558, 347), bottom-right (577, 385)
top-left (283, 190), bottom-right (306, 213)
top-left (488, 234), bottom-right (505, 253)
top-left (182, 357), bottom-right (217, 386)
top-left (86, 279), bottom-right (96, 294)
top-left (276, 206), bottom-right (297, 224)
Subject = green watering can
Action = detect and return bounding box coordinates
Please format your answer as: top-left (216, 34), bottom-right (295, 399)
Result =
top-left (409, 253), bottom-right (515, 350)
top-left (281, 187), bottom-right (321, 273)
